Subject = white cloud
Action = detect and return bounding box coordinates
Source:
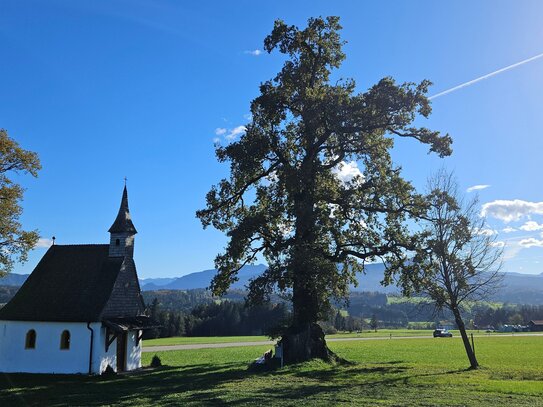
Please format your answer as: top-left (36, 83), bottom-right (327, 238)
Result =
top-left (466, 184), bottom-right (490, 193)
top-left (244, 49), bottom-right (262, 56)
top-left (474, 228), bottom-right (497, 236)
top-left (481, 199), bottom-right (543, 223)
top-left (502, 242), bottom-right (523, 261)
top-left (225, 125), bottom-right (247, 141)
top-left (519, 238), bottom-right (543, 248)
top-left (502, 227), bottom-right (517, 233)
top-left (519, 221), bottom-right (543, 231)
top-left (36, 238), bottom-right (53, 248)
top-left (332, 161), bottom-right (364, 184)
top-left (214, 125), bottom-right (247, 143)
top-left (490, 241), bottom-right (505, 248)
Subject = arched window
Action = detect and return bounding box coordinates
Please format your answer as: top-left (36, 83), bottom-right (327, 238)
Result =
top-left (115, 239), bottom-right (120, 246)
top-left (60, 330), bottom-right (70, 350)
top-left (25, 329), bottom-right (36, 349)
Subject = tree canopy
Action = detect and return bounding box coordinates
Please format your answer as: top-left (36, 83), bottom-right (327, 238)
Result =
top-left (197, 16), bottom-right (452, 360)
top-left (0, 129), bottom-right (41, 275)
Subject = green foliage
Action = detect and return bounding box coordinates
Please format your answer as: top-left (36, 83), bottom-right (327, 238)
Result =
top-left (0, 129), bottom-right (41, 275)
top-left (141, 289), bottom-right (220, 312)
top-left (370, 314), bottom-right (378, 331)
top-left (189, 301), bottom-right (290, 337)
top-left (143, 294), bottom-right (290, 339)
top-left (197, 16), bottom-right (451, 329)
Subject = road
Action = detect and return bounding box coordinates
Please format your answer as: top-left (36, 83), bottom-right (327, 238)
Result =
top-left (142, 332), bottom-right (543, 352)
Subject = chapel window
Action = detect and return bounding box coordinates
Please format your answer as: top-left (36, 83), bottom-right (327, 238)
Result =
top-left (25, 329), bottom-right (36, 349)
top-left (60, 330), bottom-right (70, 350)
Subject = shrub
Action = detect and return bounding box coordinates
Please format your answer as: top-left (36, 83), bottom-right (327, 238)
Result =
top-left (102, 364), bottom-right (116, 376)
top-left (150, 355), bottom-right (162, 368)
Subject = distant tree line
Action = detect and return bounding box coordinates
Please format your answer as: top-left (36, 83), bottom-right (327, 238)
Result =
top-left (473, 304), bottom-right (543, 328)
top-left (143, 297), bottom-right (290, 339)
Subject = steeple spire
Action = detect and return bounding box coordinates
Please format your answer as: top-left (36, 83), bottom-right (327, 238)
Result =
top-left (108, 185), bottom-right (137, 234)
top-left (108, 185), bottom-right (137, 258)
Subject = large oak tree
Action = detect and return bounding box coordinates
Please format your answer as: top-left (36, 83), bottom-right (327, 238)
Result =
top-left (197, 17), bottom-right (452, 363)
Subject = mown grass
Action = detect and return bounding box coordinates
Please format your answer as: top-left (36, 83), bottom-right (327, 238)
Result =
top-left (143, 335), bottom-right (271, 347)
top-left (142, 329), bottom-right (533, 347)
top-left (1, 336), bottom-right (542, 406)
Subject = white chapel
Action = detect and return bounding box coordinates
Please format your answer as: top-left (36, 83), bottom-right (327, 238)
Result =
top-left (0, 186), bottom-right (154, 374)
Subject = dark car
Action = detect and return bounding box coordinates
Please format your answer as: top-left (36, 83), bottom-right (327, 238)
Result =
top-left (433, 329), bottom-right (453, 337)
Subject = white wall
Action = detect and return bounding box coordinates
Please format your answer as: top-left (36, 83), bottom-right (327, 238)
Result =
top-left (92, 324), bottom-right (116, 375)
top-left (93, 326), bottom-right (141, 373)
top-left (126, 330), bottom-right (142, 371)
top-left (0, 321), bottom-right (142, 374)
top-left (0, 321), bottom-right (97, 374)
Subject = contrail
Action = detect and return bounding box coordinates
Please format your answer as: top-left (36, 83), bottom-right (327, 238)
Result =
top-left (429, 51), bottom-right (543, 100)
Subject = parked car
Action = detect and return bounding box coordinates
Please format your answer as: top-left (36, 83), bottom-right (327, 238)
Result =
top-left (433, 329), bottom-right (453, 337)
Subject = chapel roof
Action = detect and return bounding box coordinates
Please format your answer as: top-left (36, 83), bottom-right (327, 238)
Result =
top-left (108, 186), bottom-right (137, 234)
top-left (0, 244), bottom-right (142, 322)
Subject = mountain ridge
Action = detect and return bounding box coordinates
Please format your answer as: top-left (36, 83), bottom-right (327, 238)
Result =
top-left (2, 265), bottom-right (543, 304)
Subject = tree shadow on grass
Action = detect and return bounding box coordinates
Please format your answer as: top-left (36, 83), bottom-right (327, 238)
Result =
top-left (0, 362), bottom-right (475, 406)
top-left (291, 364), bottom-right (410, 381)
top-left (0, 363), bottom-right (249, 406)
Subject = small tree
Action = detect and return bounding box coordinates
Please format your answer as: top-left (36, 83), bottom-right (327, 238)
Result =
top-left (405, 171), bottom-right (503, 369)
top-left (370, 314), bottom-right (378, 332)
top-left (0, 129), bottom-right (41, 275)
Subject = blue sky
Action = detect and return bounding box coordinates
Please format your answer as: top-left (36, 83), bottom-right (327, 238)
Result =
top-left (2, 0), bottom-right (543, 278)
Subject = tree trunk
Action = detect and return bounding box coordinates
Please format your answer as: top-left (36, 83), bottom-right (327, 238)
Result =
top-left (281, 158), bottom-right (337, 365)
top-left (280, 322), bottom-right (335, 364)
top-left (452, 307), bottom-right (478, 369)
top-left (282, 272), bottom-right (336, 364)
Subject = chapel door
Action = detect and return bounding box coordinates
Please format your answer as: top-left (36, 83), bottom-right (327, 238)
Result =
top-left (116, 332), bottom-right (127, 372)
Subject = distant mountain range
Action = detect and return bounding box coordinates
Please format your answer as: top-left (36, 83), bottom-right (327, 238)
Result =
top-left (140, 263), bottom-right (543, 304)
top-left (0, 273), bottom-right (29, 287)
top-left (138, 263), bottom-right (397, 293)
top-left (139, 264), bottom-right (269, 291)
top-left (3, 264), bottom-right (543, 304)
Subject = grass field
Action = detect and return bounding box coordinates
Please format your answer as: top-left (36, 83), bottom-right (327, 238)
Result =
top-left (141, 330), bottom-right (435, 347)
top-left (142, 329), bottom-right (532, 347)
top-left (1, 335), bottom-right (542, 406)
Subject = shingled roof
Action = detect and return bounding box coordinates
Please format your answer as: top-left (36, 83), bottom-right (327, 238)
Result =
top-left (0, 244), bottom-right (141, 322)
top-left (108, 186), bottom-right (137, 234)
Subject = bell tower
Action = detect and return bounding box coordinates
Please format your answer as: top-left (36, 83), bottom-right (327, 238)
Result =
top-left (108, 185), bottom-right (137, 258)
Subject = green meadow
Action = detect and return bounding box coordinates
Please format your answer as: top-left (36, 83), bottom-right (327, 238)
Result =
top-left (1, 336), bottom-right (542, 406)
top-left (141, 330), bottom-right (531, 347)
